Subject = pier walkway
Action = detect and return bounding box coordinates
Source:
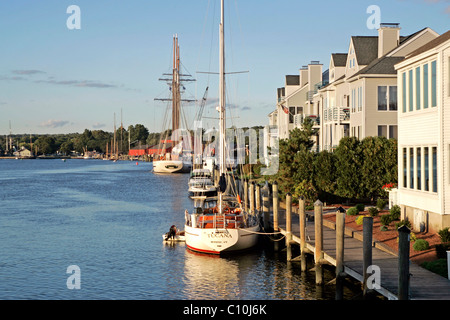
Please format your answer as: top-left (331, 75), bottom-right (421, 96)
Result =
top-left (274, 207), bottom-right (450, 300)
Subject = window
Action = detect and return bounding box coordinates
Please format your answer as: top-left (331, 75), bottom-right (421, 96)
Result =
top-left (410, 148), bottom-right (414, 189)
top-left (403, 148), bottom-right (407, 188)
top-left (424, 147), bottom-right (429, 191)
top-left (417, 147), bottom-right (421, 190)
top-left (423, 64), bottom-right (429, 109)
top-left (378, 86), bottom-right (387, 110)
top-left (289, 107), bottom-right (295, 123)
top-left (431, 60), bottom-right (437, 107)
top-left (389, 86), bottom-right (397, 111)
top-left (358, 87), bottom-right (363, 112)
top-left (402, 72), bottom-right (407, 112)
top-left (416, 67), bottom-right (421, 110)
top-left (409, 70), bottom-right (414, 111)
top-left (378, 125), bottom-right (387, 138)
top-left (351, 89), bottom-right (356, 113)
top-left (432, 147), bottom-right (437, 192)
top-left (389, 125), bottom-right (398, 139)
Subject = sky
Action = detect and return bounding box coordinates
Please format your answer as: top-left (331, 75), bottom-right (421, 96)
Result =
top-left (0, 0), bottom-right (449, 135)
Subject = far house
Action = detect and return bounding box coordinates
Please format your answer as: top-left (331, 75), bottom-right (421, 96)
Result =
top-left (394, 30), bottom-right (450, 233)
top-left (314, 23), bottom-right (439, 151)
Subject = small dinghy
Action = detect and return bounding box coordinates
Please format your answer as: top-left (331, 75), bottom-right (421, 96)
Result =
top-left (162, 225), bottom-right (186, 242)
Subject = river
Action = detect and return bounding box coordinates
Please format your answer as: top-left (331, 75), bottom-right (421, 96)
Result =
top-left (0, 159), bottom-right (361, 300)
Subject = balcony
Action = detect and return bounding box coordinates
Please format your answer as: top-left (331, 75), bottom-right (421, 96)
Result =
top-left (324, 107), bottom-right (350, 123)
top-left (294, 114), bottom-right (320, 128)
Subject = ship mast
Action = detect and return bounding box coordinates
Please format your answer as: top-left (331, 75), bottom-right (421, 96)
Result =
top-left (218, 0), bottom-right (226, 214)
top-left (172, 35), bottom-right (180, 134)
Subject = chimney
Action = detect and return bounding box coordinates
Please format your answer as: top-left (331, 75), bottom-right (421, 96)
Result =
top-left (308, 61), bottom-right (322, 90)
top-left (378, 23), bottom-right (400, 58)
top-left (300, 66), bottom-right (308, 87)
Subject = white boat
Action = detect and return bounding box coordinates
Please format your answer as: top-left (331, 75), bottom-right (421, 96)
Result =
top-left (184, 0), bottom-right (260, 255)
top-left (153, 35), bottom-right (194, 174)
top-left (188, 169), bottom-right (217, 197)
top-left (162, 231), bottom-right (186, 242)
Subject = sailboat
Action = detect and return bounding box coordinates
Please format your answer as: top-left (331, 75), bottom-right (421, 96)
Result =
top-left (153, 35), bottom-right (194, 174)
top-left (184, 0), bottom-right (260, 254)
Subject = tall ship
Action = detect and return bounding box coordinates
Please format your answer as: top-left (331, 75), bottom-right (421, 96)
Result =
top-left (184, 0), bottom-right (260, 254)
top-left (153, 35), bottom-right (194, 174)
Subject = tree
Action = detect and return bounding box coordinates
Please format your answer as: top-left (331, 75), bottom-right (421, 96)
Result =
top-left (313, 150), bottom-right (337, 196)
top-left (128, 124), bottom-right (149, 145)
top-left (334, 137), bottom-right (363, 200)
top-left (276, 118), bottom-right (317, 195)
top-left (35, 136), bottom-right (57, 155)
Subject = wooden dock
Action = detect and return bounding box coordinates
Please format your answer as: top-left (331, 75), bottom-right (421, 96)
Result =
top-left (243, 181), bottom-right (450, 300)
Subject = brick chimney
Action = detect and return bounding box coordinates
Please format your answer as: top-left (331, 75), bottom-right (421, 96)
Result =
top-left (378, 23), bottom-right (400, 58)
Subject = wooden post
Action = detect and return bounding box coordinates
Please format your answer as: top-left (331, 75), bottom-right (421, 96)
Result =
top-left (286, 193), bottom-right (292, 261)
top-left (249, 182), bottom-right (255, 215)
top-left (398, 225), bottom-right (411, 300)
top-left (363, 216), bottom-right (373, 298)
top-left (298, 196), bottom-right (307, 272)
top-left (243, 180), bottom-right (248, 212)
top-left (314, 199), bottom-right (323, 285)
top-left (335, 206), bottom-right (346, 300)
top-left (255, 184), bottom-right (261, 214)
top-left (262, 185), bottom-right (270, 231)
top-left (272, 181), bottom-right (279, 231)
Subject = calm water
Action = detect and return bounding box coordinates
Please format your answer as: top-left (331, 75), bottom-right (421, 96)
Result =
top-left (0, 159), bottom-right (358, 300)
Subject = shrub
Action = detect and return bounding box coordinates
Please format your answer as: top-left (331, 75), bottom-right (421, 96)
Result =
top-left (347, 207), bottom-right (359, 216)
top-left (380, 214), bottom-right (392, 226)
top-left (368, 207), bottom-right (379, 217)
top-left (390, 205), bottom-right (401, 221)
top-left (376, 198), bottom-right (388, 210)
top-left (355, 204), bottom-right (365, 212)
top-left (438, 227), bottom-right (450, 243)
top-left (413, 239), bottom-right (430, 251)
top-left (356, 215), bottom-right (365, 225)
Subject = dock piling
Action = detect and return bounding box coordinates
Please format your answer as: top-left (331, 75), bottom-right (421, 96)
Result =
top-left (244, 180), bottom-right (248, 212)
top-left (249, 182), bottom-right (255, 215)
top-left (314, 200), bottom-right (324, 285)
top-left (335, 206), bottom-right (346, 300)
top-left (285, 193), bottom-right (292, 261)
top-left (255, 184), bottom-right (261, 214)
top-left (362, 216), bottom-right (373, 297)
top-left (298, 196), bottom-right (307, 271)
top-left (398, 225), bottom-right (411, 300)
top-left (262, 185), bottom-right (270, 231)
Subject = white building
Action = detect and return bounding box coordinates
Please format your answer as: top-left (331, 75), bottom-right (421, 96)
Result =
top-left (315, 24), bottom-right (439, 151)
top-left (395, 30), bottom-right (450, 232)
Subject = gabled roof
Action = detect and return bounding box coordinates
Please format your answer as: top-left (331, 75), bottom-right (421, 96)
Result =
top-left (405, 30), bottom-right (450, 59)
top-left (331, 53), bottom-right (348, 67)
top-left (348, 56), bottom-right (405, 79)
top-left (351, 36), bottom-right (378, 65)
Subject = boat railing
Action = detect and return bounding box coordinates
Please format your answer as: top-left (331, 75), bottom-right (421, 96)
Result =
top-left (188, 213), bottom-right (244, 229)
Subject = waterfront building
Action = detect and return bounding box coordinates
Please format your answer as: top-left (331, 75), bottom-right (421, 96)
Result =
top-left (394, 30), bottom-right (450, 232)
top-left (272, 61), bottom-right (325, 146)
top-left (315, 23), bottom-right (439, 151)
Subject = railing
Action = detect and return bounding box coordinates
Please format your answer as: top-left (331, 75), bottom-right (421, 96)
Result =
top-left (293, 114), bottom-right (320, 127)
top-left (324, 107), bottom-right (350, 123)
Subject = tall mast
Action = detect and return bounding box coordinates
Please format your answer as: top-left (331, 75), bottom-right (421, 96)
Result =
top-left (172, 35), bottom-right (180, 135)
top-left (219, 0), bottom-right (226, 176)
top-left (218, 0), bottom-right (226, 214)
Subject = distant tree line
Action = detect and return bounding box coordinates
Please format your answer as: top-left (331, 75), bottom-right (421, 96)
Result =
top-left (262, 118), bottom-right (398, 204)
top-left (0, 124), bottom-right (158, 156)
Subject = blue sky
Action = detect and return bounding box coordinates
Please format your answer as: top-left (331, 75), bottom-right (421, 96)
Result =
top-left (0, 0), bottom-right (449, 134)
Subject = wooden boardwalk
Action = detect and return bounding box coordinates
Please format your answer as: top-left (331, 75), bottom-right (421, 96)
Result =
top-left (275, 208), bottom-right (450, 300)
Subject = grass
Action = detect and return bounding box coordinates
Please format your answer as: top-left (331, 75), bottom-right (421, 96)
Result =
top-left (420, 259), bottom-right (449, 279)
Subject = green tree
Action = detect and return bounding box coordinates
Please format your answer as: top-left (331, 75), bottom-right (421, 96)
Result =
top-left (334, 137), bottom-right (363, 200)
top-left (35, 135), bottom-right (57, 155)
top-left (313, 150), bottom-right (337, 195)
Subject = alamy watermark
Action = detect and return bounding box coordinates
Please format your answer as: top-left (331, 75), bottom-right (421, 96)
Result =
top-left (366, 5), bottom-right (381, 30)
top-left (67, 5), bottom-right (81, 30)
top-left (171, 121), bottom-right (279, 176)
top-left (66, 265), bottom-right (81, 289)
